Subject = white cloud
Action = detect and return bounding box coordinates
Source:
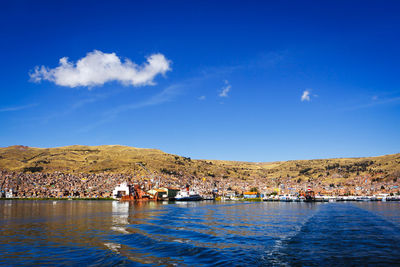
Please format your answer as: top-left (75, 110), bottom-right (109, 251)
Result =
top-left (219, 80), bottom-right (231, 97)
top-left (198, 95), bottom-right (206, 100)
top-left (301, 90), bottom-right (311, 102)
top-left (30, 50), bottom-right (171, 88)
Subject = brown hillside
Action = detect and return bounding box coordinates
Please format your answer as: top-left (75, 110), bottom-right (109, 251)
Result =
top-left (0, 145), bottom-right (399, 183)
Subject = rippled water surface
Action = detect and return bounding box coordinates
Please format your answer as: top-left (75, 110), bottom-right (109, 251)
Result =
top-left (1, 200), bottom-right (400, 266)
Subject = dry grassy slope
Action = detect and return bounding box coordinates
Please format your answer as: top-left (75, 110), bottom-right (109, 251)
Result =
top-left (0, 145), bottom-right (399, 182)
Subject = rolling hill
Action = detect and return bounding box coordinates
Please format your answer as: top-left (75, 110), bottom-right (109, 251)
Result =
top-left (0, 145), bottom-right (399, 183)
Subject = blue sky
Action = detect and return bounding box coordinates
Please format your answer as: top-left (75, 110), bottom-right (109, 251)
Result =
top-left (0, 0), bottom-right (399, 161)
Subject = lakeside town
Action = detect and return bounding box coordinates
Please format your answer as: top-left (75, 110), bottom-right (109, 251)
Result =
top-left (1, 146), bottom-right (399, 202)
top-left (1, 168), bottom-right (399, 201)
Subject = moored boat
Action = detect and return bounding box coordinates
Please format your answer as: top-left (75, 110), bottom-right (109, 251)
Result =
top-left (174, 185), bottom-right (203, 201)
top-left (175, 190), bottom-right (203, 201)
top-left (356, 196), bottom-right (370, 201)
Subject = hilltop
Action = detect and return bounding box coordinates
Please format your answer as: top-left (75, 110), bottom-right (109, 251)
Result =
top-left (0, 145), bottom-right (399, 184)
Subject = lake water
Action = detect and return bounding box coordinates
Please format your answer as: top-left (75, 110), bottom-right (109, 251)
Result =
top-left (1, 200), bottom-right (400, 266)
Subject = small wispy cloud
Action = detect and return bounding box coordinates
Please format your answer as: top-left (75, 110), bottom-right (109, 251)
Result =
top-left (30, 50), bottom-right (171, 88)
top-left (109, 83), bottom-right (181, 115)
top-left (198, 95), bottom-right (206, 100)
top-left (0, 103), bottom-right (38, 112)
top-left (301, 90), bottom-right (311, 102)
top-left (37, 93), bottom-right (110, 124)
top-left (343, 96), bottom-right (400, 111)
top-left (219, 80), bottom-right (231, 97)
top-left (79, 84), bottom-right (182, 133)
top-left (201, 51), bottom-right (287, 78)
top-left (69, 95), bottom-right (106, 110)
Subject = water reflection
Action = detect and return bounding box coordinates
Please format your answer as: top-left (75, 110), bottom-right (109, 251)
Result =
top-left (111, 201), bottom-right (129, 234)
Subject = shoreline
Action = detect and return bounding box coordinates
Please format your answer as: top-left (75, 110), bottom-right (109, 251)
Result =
top-left (1, 197), bottom-right (399, 202)
top-left (0, 197), bottom-right (115, 201)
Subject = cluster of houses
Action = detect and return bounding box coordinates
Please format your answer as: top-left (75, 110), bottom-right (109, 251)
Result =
top-left (1, 168), bottom-right (399, 200)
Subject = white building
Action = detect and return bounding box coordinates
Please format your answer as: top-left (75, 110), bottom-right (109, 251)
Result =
top-left (112, 183), bottom-right (129, 199)
top-left (5, 189), bottom-right (13, 198)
